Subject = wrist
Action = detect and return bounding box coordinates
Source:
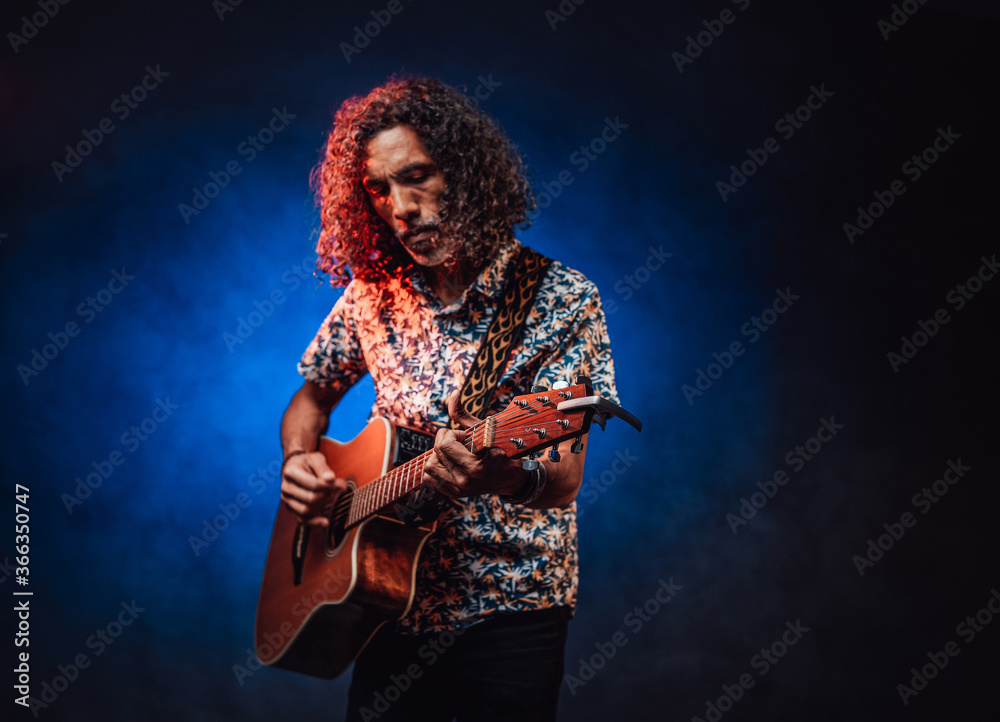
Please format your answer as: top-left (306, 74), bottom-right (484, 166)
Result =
top-left (502, 466), bottom-right (532, 496)
top-left (500, 462), bottom-right (547, 505)
top-left (281, 449), bottom-right (310, 472)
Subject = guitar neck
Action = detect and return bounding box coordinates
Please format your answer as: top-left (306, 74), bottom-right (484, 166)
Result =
top-left (346, 417), bottom-right (497, 527)
top-left (341, 379), bottom-right (638, 528)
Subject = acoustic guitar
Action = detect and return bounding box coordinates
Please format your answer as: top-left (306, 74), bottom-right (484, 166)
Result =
top-left (254, 376), bottom-right (641, 679)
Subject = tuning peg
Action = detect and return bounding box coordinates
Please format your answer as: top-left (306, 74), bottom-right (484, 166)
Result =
top-left (548, 443), bottom-right (561, 463)
top-left (552, 380), bottom-right (569, 390)
top-left (521, 458), bottom-right (540, 472)
top-left (531, 385), bottom-right (551, 405)
top-left (570, 435), bottom-right (584, 454)
top-left (575, 375), bottom-right (591, 386)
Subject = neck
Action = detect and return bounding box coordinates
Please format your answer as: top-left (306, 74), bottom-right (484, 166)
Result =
top-left (423, 259), bottom-right (479, 305)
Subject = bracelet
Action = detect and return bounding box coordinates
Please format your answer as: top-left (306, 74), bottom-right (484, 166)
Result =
top-left (500, 463), bottom-right (547, 505)
top-left (281, 449), bottom-right (310, 472)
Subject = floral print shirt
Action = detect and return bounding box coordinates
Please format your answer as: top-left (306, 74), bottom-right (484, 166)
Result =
top-left (298, 239), bottom-right (618, 633)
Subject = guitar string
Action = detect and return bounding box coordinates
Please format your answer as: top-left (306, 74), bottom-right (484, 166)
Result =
top-left (328, 395), bottom-right (585, 527)
top-left (330, 410), bottom-right (533, 525)
top-left (346, 402), bottom-right (555, 517)
top-left (335, 382), bottom-right (594, 524)
top-left (344, 396), bottom-right (582, 519)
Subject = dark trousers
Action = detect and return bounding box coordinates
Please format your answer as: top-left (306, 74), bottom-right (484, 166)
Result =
top-left (345, 607), bottom-right (571, 722)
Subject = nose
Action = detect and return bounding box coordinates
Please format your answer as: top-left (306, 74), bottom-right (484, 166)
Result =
top-left (389, 184), bottom-right (419, 221)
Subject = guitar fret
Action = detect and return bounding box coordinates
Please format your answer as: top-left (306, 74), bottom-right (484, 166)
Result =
top-left (346, 448), bottom-right (435, 527)
top-left (409, 456), bottom-right (420, 493)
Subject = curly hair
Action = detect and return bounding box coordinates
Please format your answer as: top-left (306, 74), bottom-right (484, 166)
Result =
top-left (311, 76), bottom-right (535, 286)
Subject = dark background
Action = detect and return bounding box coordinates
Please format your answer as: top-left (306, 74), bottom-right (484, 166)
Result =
top-left (2, 0), bottom-right (997, 720)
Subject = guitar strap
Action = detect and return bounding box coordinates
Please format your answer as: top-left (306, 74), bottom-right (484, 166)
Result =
top-left (392, 244), bottom-right (551, 527)
top-left (449, 244), bottom-right (552, 429)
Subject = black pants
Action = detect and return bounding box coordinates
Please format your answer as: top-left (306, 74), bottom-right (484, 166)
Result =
top-left (345, 608), bottom-right (571, 722)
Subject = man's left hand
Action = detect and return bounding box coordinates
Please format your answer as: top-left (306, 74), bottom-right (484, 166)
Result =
top-left (422, 393), bottom-right (526, 499)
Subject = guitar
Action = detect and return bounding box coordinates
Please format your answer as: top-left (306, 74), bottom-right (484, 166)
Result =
top-left (254, 376), bottom-right (641, 679)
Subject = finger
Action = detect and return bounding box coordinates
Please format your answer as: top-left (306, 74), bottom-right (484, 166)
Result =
top-left (280, 495), bottom-right (329, 527)
top-left (282, 487), bottom-right (338, 528)
top-left (434, 425), bottom-right (476, 461)
top-left (434, 436), bottom-right (483, 480)
top-left (284, 454), bottom-right (337, 492)
top-left (423, 445), bottom-right (452, 483)
top-left (280, 482), bottom-right (330, 507)
top-left (302, 451), bottom-right (337, 483)
top-left (447, 392), bottom-right (482, 430)
top-left (422, 464), bottom-right (460, 500)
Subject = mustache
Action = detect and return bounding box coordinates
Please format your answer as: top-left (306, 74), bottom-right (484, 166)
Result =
top-left (397, 219), bottom-right (441, 242)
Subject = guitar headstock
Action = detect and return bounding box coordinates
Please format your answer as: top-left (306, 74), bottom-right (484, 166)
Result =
top-left (466, 375), bottom-right (642, 463)
top-left (483, 378), bottom-right (595, 461)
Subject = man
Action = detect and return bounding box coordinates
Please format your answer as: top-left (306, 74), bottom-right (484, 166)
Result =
top-left (279, 77), bottom-right (618, 721)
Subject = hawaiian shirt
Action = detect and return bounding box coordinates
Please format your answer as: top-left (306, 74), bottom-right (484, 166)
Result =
top-left (298, 238), bottom-right (618, 633)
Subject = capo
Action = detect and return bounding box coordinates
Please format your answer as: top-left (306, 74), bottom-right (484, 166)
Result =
top-left (555, 396), bottom-right (643, 433)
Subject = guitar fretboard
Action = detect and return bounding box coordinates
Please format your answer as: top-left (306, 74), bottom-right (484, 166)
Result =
top-left (344, 416), bottom-right (496, 527)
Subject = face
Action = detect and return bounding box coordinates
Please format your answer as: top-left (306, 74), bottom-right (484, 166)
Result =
top-left (362, 125), bottom-right (458, 268)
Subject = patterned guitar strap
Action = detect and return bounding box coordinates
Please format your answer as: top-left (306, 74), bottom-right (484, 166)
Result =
top-left (451, 244), bottom-right (553, 428)
top-left (398, 245), bottom-right (552, 525)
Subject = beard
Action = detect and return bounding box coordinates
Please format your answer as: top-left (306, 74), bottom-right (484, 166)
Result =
top-left (396, 217), bottom-right (465, 269)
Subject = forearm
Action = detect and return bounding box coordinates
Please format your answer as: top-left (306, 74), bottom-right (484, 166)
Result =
top-left (280, 381), bottom-right (344, 457)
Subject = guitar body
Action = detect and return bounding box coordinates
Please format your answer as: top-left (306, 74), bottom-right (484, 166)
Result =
top-left (253, 380), bottom-right (640, 680)
top-left (254, 418), bottom-right (436, 679)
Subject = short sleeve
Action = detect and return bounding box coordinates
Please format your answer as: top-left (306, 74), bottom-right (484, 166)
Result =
top-left (297, 282), bottom-right (369, 392)
top-left (532, 282), bottom-right (619, 405)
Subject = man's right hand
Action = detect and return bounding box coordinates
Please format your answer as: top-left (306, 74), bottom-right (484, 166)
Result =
top-left (280, 451), bottom-right (347, 528)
